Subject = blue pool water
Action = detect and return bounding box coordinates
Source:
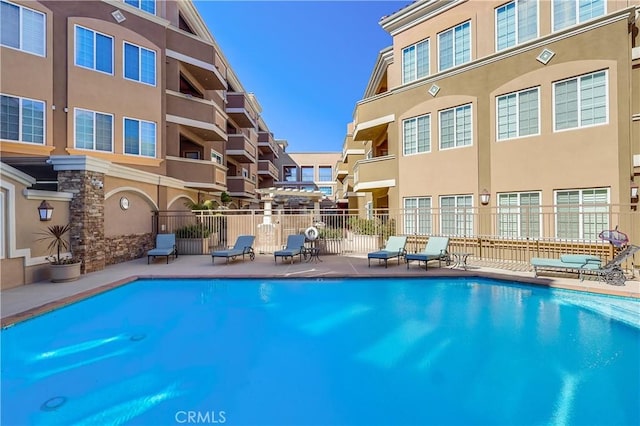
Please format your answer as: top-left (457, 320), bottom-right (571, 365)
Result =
top-left (1, 277), bottom-right (639, 426)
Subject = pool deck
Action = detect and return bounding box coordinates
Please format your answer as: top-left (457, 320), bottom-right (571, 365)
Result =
top-left (2, 253), bottom-right (639, 326)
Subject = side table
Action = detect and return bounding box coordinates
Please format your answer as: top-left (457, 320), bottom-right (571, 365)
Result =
top-left (451, 252), bottom-right (471, 270)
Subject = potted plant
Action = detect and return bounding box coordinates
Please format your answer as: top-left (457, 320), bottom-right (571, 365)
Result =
top-left (175, 223), bottom-right (213, 254)
top-left (37, 224), bottom-right (82, 282)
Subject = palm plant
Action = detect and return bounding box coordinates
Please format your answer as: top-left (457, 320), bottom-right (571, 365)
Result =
top-left (37, 224), bottom-right (79, 265)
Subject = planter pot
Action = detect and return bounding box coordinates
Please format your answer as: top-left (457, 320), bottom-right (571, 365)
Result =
top-left (318, 239), bottom-right (342, 255)
top-left (50, 262), bottom-right (81, 283)
top-left (176, 238), bottom-right (209, 255)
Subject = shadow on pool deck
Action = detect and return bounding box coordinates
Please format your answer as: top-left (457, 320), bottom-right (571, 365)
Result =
top-left (2, 253), bottom-right (639, 326)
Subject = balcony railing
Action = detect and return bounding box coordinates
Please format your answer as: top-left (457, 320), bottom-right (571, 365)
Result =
top-left (258, 159), bottom-right (279, 179)
top-left (166, 156), bottom-right (227, 190)
top-left (227, 175), bottom-right (256, 197)
top-left (258, 131), bottom-right (279, 157)
top-left (353, 155), bottom-right (397, 192)
top-left (166, 29), bottom-right (226, 90)
top-left (166, 91), bottom-right (226, 141)
top-left (227, 134), bottom-right (257, 163)
top-left (226, 92), bottom-right (258, 128)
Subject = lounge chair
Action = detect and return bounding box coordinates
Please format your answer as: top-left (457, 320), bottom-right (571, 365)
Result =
top-left (147, 233), bottom-right (178, 264)
top-left (367, 236), bottom-right (407, 268)
top-left (531, 244), bottom-right (639, 286)
top-left (211, 235), bottom-right (255, 264)
top-left (405, 236), bottom-right (450, 270)
top-left (274, 234), bottom-right (306, 264)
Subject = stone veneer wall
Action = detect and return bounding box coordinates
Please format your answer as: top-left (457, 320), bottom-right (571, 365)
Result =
top-left (57, 170), bottom-right (105, 274)
top-left (105, 233), bottom-right (155, 265)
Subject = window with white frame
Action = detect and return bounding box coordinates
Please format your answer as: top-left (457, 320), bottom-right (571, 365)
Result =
top-left (404, 197), bottom-right (432, 235)
top-left (553, 0), bottom-right (604, 32)
top-left (403, 114), bottom-right (430, 155)
top-left (318, 166), bottom-right (333, 181)
top-left (498, 192), bottom-right (541, 238)
top-left (365, 201), bottom-right (373, 220)
top-left (495, 0), bottom-right (537, 51)
top-left (1, 0), bottom-right (45, 56)
top-left (1, 94), bottom-right (45, 144)
top-left (319, 186), bottom-right (333, 196)
top-left (124, 0), bottom-right (155, 14)
top-left (438, 21), bottom-right (470, 72)
top-left (75, 25), bottom-right (113, 74)
top-left (556, 188), bottom-right (609, 240)
top-left (440, 195), bottom-right (473, 236)
top-left (124, 42), bottom-right (156, 85)
top-left (74, 108), bottom-right (112, 152)
top-left (301, 166), bottom-right (314, 182)
top-left (211, 149), bottom-right (223, 164)
top-left (497, 87), bottom-right (539, 140)
top-left (124, 117), bottom-right (156, 157)
top-left (402, 39), bottom-right (429, 84)
top-left (554, 70), bottom-right (607, 131)
top-left (439, 104), bottom-right (472, 149)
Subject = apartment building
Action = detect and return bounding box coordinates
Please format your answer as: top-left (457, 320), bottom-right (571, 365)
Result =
top-left (348, 0), bottom-right (640, 241)
top-left (0, 0), bottom-right (282, 287)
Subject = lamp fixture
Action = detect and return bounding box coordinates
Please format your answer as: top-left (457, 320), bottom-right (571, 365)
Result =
top-left (631, 180), bottom-right (639, 201)
top-left (38, 200), bottom-right (54, 221)
top-left (428, 84), bottom-right (440, 97)
top-left (111, 9), bottom-right (126, 23)
top-left (90, 178), bottom-right (104, 189)
top-left (479, 189), bottom-right (490, 206)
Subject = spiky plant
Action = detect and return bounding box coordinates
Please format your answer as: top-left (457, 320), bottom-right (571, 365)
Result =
top-left (37, 224), bottom-right (77, 264)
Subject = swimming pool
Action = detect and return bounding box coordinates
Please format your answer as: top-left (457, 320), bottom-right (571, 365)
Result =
top-left (2, 277), bottom-right (639, 425)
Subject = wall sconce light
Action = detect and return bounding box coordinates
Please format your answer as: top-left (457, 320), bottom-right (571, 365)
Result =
top-left (479, 189), bottom-right (490, 206)
top-left (536, 48), bottom-right (555, 65)
top-left (428, 84), bottom-right (440, 97)
top-left (111, 9), bottom-right (126, 23)
top-left (90, 178), bottom-right (104, 189)
top-left (631, 180), bottom-right (639, 201)
top-left (38, 200), bottom-right (54, 221)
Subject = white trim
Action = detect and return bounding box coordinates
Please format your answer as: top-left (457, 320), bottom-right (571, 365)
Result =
top-left (22, 189), bottom-right (73, 201)
top-left (105, 186), bottom-right (158, 210)
top-left (0, 162), bottom-right (36, 186)
top-left (101, 0), bottom-right (170, 27)
top-left (0, 0), bottom-right (46, 57)
top-left (381, 0), bottom-right (463, 36)
top-left (496, 86), bottom-right (541, 141)
top-left (494, 0), bottom-right (540, 53)
top-left (354, 179), bottom-right (396, 192)
top-left (353, 114), bottom-right (395, 138)
top-left (439, 103), bottom-right (473, 150)
top-left (165, 114), bottom-right (227, 140)
top-left (633, 47), bottom-right (640, 60)
top-left (167, 194), bottom-right (196, 209)
top-left (48, 155), bottom-right (112, 173)
top-left (0, 93), bottom-right (46, 145)
top-left (165, 49), bottom-right (226, 89)
top-left (73, 24), bottom-right (114, 76)
top-left (552, 69), bottom-right (609, 132)
top-left (73, 107), bottom-right (115, 153)
top-left (122, 40), bottom-right (157, 87)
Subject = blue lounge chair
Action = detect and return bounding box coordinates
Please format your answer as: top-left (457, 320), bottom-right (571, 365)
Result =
top-left (405, 236), bottom-right (450, 270)
top-left (211, 235), bottom-right (256, 264)
top-left (274, 234), bottom-right (306, 264)
top-left (367, 236), bottom-right (407, 268)
top-left (531, 244), bottom-right (639, 286)
top-left (147, 233), bottom-right (178, 264)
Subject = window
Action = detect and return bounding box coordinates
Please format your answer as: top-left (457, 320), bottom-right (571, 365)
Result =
top-left (497, 87), bottom-right (539, 140)
top-left (211, 149), bottom-right (223, 164)
top-left (554, 70), bottom-right (607, 131)
top-left (319, 186), bottom-right (333, 196)
top-left (283, 165), bottom-right (297, 182)
top-left (553, 0), bottom-right (604, 31)
top-left (498, 192), bottom-right (541, 238)
top-left (301, 166), bottom-right (314, 181)
top-left (403, 114), bottom-right (430, 155)
top-left (1, 0), bottom-right (45, 56)
top-left (556, 188), bottom-right (608, 240)
top-left (495, 0), bottom-right (537, 51)
top-left (365, 201), bottom-right (373, 220)
top-left (404, 197), bottom-right (432, 235)
top-left (318, 166), bottom-right (333, 181)
top-left (440, 195), bottom-right (473, 236)
top-left (124, 117), bottom-right (156, 157)
top-left (242, 168), bottom-right (249, 178)
top-left (75, 25), bottom-right (113, 74)
top-left (124, 42), bottom-right (156, 85)
top-left (402, 39), bottom-right (429, 84)
top-left (439, 104), bottom-right (472, 149)
top-left (124, 0), bottom-right (155, 14)
top-left (75, 108), bottom-right (112, 152)
top-left (1, 94), bottom-right (44, 144)
top-left (438, 21), bottom-right (470, 72)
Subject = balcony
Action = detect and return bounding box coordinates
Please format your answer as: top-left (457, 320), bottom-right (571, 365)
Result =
top-left (166, 92), bottom-right (226, 141)
top-left (353, 114), bottom-right (395, 142)
top-left (353, 155), bottom-right (397, 192)
top-left (166, 156), bottom-right (227, 191)
top-left (227, 175), bottom-right (256, 198)
top-left (335, 161), bottom-right (348, 182)
top-left (227, 134), bottom-right (257, 163)
top-left (258, 131), bottom-right (279, 158)
top-left (258, 159), bottom-right (279, 179)
top-left (226, 92), bottom-right (258, 128)
top-left (166, 28), bottom-right (226, 90)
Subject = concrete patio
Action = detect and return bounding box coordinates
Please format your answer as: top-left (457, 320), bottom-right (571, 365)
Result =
top-left (2, 253), bottom-right (639, 326)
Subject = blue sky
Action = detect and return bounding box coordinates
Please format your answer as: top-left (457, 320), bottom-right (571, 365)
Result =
top-left (194, 1), bottom-right (407, 152)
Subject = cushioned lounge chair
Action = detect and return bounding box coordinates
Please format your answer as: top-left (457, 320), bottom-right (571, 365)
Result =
top-left (531, 244), bottom-right (639, 286)
top-left (405, 236), bottom-right (450, 270)
top-left (274, 234), bottom-right (306, 264)
top-left (367, 236), bottom-right (407, 268)
top-left (147, 233), bottom-right (178, 264)
top-left (211, 235), bottom-right (255, 264)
